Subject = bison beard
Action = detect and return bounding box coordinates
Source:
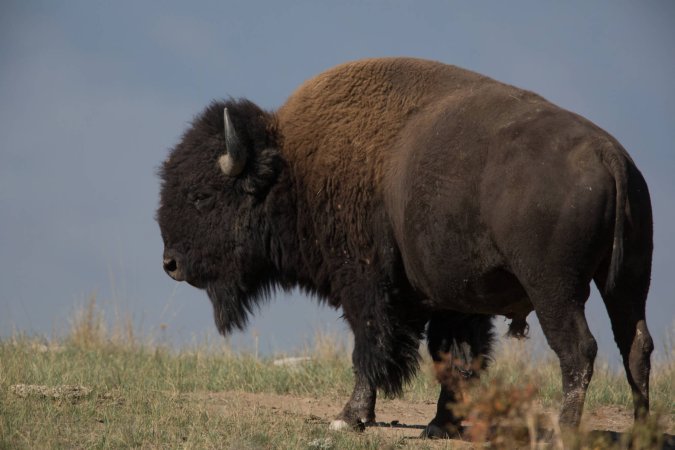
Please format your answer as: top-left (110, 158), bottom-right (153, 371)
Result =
top-left (208, 265), bottom-right (427, 396)
top-left (157, 58), bottom-right (654, 440)
top-left (206, 281), bottom-right (268, 335)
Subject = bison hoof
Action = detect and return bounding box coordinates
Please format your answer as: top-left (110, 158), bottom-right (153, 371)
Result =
top-left (421, 422), bottom-right (461, 439)
top-left (329, 419), bottom-right (366, 432)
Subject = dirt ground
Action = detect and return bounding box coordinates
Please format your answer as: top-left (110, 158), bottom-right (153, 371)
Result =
top-left (196, 391), bottom-right (675, 448)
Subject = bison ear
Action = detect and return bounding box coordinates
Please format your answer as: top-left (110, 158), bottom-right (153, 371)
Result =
top-left (218, 108), bottom-right (247, 176)
top-left (239, 146), bottom-right (283, 196)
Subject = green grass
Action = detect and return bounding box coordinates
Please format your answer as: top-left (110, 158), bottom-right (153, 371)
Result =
top-left (0, 300), bottom-right (672, 448)
top-left (0, 340), bottom-right (386, 449)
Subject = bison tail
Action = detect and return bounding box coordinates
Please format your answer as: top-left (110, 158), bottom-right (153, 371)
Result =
top-left (601, 146), bottom-right (628, 293)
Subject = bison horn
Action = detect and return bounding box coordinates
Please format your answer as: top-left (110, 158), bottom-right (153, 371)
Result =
top-left (218, 107), bottom-right (247, 176)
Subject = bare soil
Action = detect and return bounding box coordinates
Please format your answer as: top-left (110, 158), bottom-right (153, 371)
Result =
top-left (194, 390), bottom-right (675, 448)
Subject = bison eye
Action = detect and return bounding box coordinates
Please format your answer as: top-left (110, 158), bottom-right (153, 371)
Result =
top-left (189, 191), bottom-right (215, 212)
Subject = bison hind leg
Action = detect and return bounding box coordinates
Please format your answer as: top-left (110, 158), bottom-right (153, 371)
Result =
top-left (595, 265), bottom-right (653, 421)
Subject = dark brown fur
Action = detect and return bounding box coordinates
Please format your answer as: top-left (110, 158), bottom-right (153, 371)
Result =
top-left (157, 58), bottom-right (653, 438)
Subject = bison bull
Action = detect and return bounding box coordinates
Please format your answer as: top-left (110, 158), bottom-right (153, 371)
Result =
top-left (157, 58), bottom-right (653, 438)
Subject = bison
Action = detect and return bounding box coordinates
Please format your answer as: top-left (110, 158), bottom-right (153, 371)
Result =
top-left (157, 57), bottom-right (653, 438)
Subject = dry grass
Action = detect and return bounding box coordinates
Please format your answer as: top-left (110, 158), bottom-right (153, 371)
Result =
top-left (0, 298), bottom-right (672, 449)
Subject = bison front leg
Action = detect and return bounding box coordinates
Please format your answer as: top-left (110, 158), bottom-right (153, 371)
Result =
top-left (424, 312), bottom-right (495, 439)
top-left (329, 368), bottom-right (376, 431)
top-left (331, 289), bottom-right (425, 432)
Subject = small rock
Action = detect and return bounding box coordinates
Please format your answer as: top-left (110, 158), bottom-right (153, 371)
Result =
top-left (272, 356), bottom-right (312, 367)
top-left (308, 437), bottom-right (333, 449)
top-left (10, 384), bottom-right (92, 400)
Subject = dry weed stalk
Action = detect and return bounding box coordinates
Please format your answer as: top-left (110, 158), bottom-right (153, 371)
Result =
top-left (68, 295), bottom-right (106, 348)
top-left (67, 294), bottom-right (140, 349)
top-left (435, 351), bottom-right (562, 449)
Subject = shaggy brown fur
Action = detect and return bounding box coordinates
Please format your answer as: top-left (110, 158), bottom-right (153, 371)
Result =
top-left (157, 58), bottom-right (653, 438)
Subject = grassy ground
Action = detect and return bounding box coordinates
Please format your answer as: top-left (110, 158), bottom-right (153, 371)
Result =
top-left (0, 301), bottom-right (672, 449)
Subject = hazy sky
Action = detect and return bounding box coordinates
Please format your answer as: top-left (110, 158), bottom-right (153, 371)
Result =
top-left (1, 1), bottom-right (673, 363)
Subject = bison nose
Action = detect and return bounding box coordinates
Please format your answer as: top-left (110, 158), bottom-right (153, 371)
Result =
top-left (163, 257), bottom-right (177, 273)
top-left (162, 249), bottom-right (185, 281)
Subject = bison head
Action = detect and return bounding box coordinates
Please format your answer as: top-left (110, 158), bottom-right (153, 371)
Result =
top-left (157, 99), bottom-right (284, 334)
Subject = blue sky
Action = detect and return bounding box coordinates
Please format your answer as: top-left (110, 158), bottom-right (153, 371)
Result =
top-left (1, 1), bottom-right (673, 362)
